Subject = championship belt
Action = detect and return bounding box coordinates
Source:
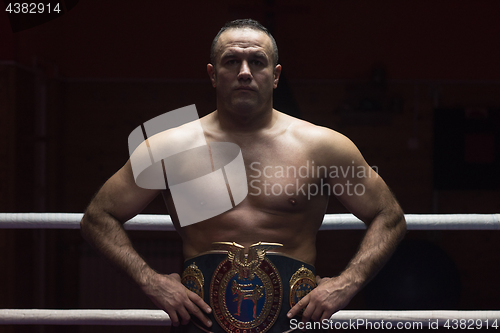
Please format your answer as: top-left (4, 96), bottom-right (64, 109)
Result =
top-left (210, 242), bottom-right (283, 333)
top-left (180, 242), bottom-right (317, 333)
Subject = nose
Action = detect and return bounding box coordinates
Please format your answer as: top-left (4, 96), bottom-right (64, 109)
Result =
top-left (237, 61), bottom-right (252, 81)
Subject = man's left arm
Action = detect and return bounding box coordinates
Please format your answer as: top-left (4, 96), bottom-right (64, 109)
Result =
top-left (288, 131), bottom-right (407, 323)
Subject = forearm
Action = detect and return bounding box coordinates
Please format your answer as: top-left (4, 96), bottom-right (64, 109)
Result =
top-left (80, 207), bottom-right (156, 287)
top-left (340, 205), bottom-right (406, 292)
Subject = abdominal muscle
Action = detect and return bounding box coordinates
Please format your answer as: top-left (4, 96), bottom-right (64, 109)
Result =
top-left (174, 198), bottom-right (325, 266)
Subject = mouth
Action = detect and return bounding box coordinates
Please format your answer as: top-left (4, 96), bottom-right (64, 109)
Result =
top-left (235, 86), bottom-right (255, 91)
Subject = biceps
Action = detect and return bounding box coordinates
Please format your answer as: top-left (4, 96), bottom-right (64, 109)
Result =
top-left (92, 160), bottom-right (160, 222)
top-left (330, 170), bottom-right (392, 223)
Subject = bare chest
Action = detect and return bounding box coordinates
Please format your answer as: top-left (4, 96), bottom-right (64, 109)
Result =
top-left (222, 135), bottom-right (328, 213)
top-left (164, 132), bottom-right (329, 224)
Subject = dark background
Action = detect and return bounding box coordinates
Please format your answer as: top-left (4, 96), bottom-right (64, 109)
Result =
top-left (1, 1), bottom-right (499, 332)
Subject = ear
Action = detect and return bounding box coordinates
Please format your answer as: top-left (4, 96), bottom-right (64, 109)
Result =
top-left (207, 64), bottom-right (216, 88)
top-left (273, 64), bottom-right (282, 89)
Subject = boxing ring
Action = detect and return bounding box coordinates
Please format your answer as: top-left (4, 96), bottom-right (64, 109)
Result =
top-left (1, 213), bottom-right (499, 327)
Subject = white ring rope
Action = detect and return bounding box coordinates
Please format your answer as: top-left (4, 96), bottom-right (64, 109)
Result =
top-left (0, 309), bottom-right (170, 326)
top-left (1, 213), bottom-right (499, 326)
top-left (0, 213), bottom-right (499, 230)
top-left (0, 309), bottom-right (499, 326)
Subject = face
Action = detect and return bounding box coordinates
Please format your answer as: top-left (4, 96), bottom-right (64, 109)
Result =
top-left (207, 28), bottom-right (281, 113)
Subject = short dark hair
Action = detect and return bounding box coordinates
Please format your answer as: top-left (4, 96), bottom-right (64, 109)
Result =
top-left (210, 19), bottom-right (279, 67)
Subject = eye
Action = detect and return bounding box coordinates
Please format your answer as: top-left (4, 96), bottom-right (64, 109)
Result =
top-left (250, 60), bottom-right (263, 66)
top-left (226, 59), bottom-right (238, 65)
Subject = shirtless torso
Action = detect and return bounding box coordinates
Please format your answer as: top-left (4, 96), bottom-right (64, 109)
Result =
top-left (81, 21), bottom-right (406, 330)
top-left (173, 111), bottom-right (327, 265)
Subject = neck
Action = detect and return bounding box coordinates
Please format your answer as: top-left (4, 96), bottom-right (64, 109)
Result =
top-left (215, 103), bottom-right (276, 133)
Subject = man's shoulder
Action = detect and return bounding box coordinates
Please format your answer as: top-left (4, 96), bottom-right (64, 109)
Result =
top-left (151, 118), bottom-right (204, 139)
top-left (278, 111), bottom-right (360, 161)
top-left (280, 112), bottom-right (350, 146)
top-left (144, 118), bottom-right (207, 156)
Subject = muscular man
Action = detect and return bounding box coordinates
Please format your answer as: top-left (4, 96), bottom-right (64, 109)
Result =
top-left (80, 19), bottom-right (406, 332)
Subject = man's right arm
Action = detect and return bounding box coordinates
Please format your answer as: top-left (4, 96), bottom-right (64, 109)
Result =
top-left (80, 160), bottom-right (212, 327)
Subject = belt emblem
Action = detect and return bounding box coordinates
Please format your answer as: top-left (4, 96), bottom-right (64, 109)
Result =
top-left (210, 242), bottom-right (283, 333)
top-left (181, 262), bottom-right (204, 298)
top-left (289, 265), bottom-right (317, 312)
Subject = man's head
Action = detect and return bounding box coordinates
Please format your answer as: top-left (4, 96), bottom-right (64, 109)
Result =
top-left (207, 19), bottom-right (282, 114)
top-left (210, 19), bottom-right (279, 67)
